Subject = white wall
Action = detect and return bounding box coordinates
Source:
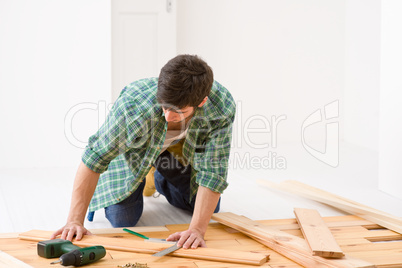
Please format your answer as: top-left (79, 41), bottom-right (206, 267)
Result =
top-left (0, 0), bottom-right (111, 169)
top-left (379, 0), bottom-right (402, 198)
top-left (177, 0), bottom-right (345, 152)
top-left (1, 0), bottom-right (398, 192)
top-left (344, 0), bottom-right (381, 151)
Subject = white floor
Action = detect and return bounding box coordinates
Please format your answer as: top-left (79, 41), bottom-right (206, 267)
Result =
top-left (1, 142), bottom-right (402, 234)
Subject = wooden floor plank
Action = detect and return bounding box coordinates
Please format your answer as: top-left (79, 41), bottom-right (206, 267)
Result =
top-left (259, 180), bottom-right (402, 235)
top-left (0, 250), bottom-right (33, 268)
top-left (257, 215), bottom-right (378, 230)
top-left (90, 226), bottom-right (169, 235)
top-left (212, 212), bottom-right (375, 268)
top-left (348, 250), bottom-right (402, 267)
top-left (0, 233), bottom-right (19, 239)
top-left (0, 214), bottom-right (401, 267)
top-left (268, 265), bottom-right (302, 268)
top-left (336, 238), bottom-right (372, 246)
top-left (341, 241), bottom-right (402, 252)
top-left (294, 208), bottom-right (344, 258)
top-left (19, 230), bottom-right (269, 266)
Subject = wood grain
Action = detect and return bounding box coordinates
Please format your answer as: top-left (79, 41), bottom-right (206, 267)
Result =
top-left (294, 208), bottom-right (345, 258)
top-left (212, 212), bottom-right (375, 268)
top-left (0, 250), bottom-right (33, 268)
top-left (0, 216), bottom-right (401, 267)
top-left (258, 179), bottom-right (402, 234)
top-left (18, 230), bottom-right (269, 266)
top-left (89, 226), bottom-right (169, 235)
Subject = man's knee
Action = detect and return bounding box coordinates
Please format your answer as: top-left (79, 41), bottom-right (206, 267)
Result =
top-left (105, 200), bottom-right (144, 227)
top-left (104, 181), bottom-right (145, 227)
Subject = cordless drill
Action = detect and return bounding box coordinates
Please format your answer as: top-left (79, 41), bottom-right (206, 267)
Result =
top-left (37, 239), bottom-right (106, 266)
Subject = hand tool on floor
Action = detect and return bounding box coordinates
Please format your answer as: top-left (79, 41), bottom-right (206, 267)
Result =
top-left (122, 229), bottom-right (180, 257)
top-left (123, 228), bottom-right (174, 243)
top-left (152, 242), bottom-right (181, 257)
top-left (37, 239), bottom-right (106, 266)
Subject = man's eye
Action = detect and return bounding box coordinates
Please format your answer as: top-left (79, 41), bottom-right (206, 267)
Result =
top-left (163, 107), bottom-right (182, 114)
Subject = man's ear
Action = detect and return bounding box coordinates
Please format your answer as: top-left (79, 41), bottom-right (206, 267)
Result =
top-left (198, 97), bottom-right (208, 107)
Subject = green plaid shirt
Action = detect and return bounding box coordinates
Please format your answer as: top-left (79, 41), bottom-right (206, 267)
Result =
top-left (82, 78), bottom-right (236, 212)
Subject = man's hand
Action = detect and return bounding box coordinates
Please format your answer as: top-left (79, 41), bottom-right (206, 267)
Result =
top-left (50, 162), bottom-right (99, 241)
top-left (166, 186), bottom-right (220, 249)
top-left (51, 221), bottom-right (92, 241)
top-left (166, 228), bottom-right (206, 249)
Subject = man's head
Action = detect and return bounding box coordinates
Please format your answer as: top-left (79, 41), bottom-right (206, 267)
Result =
top-left (157, 54), bottom-right (213, 110)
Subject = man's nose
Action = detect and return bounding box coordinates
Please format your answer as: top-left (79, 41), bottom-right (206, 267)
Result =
top-left (164, 110), bottom-right (182, 122)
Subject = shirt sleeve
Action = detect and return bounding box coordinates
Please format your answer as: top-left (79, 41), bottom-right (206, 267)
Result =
top-left (193, 113), bottom-right (235, 194)
top-left (82, 94), bottom-right (143, 173)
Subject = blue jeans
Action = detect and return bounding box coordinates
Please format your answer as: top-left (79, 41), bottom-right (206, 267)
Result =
top-left (87, 180), bottom-right (145, 227)
top-left (87, 150), bottom-right (220, 227)
top-left (154, 169), bottom-right (221, 213)
top-left (104, 180), bottom-right (145, 227)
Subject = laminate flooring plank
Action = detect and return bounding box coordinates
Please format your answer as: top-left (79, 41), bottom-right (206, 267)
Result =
top-left (294, 208), bottom-right (344, 258)
top-left (0, 250), bottom-right (33, 268)
top-left (259, 180), bottom-right (402, 234)
top-left (89, 226), bottom-right (169, 235)
top-left (2, 214), bottom-right (402, 267)
top-left (213, 212), bottom-right (375, 268)
top-left (19, 230), bottom-right (269, 266)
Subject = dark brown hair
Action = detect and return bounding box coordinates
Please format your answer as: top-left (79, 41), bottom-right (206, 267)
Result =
top-left (157, 54), bottom-right (213, 109)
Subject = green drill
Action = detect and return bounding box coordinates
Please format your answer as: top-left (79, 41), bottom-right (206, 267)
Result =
top-left (37, 239), bottom-right (106, 266)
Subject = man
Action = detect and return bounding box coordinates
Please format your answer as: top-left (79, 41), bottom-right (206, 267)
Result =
top-left (52, 55), bottom-right (236, 249)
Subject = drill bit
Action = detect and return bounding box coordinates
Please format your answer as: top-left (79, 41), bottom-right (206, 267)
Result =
top-left (50, 259), bottom-right (61, 265)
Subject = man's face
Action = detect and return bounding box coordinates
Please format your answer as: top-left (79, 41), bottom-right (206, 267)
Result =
top-left (162, 106), bottom-right (195, 123)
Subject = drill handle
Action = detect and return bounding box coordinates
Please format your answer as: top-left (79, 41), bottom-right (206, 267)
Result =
top-left (59, 246), bottom-right (106, 266)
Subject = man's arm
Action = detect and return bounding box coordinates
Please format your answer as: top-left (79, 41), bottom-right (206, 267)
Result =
top-left (51, 161), bottom-right (100, 241)
top-left (168, 118), bottom-right (234, 248)
top-left (166, 185), bottom-right (220, 248)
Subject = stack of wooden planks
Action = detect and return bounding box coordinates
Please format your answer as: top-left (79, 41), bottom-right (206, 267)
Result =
top-left (212, 212), bottom-right (374, 268)
top-left (0, 213), bottom-right (401, 267)
top-left (258, 179), bottom-right (402, 235)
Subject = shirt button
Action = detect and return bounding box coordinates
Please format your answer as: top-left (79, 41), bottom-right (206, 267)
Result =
top-left (157, 146), bottom-right (160, 150)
